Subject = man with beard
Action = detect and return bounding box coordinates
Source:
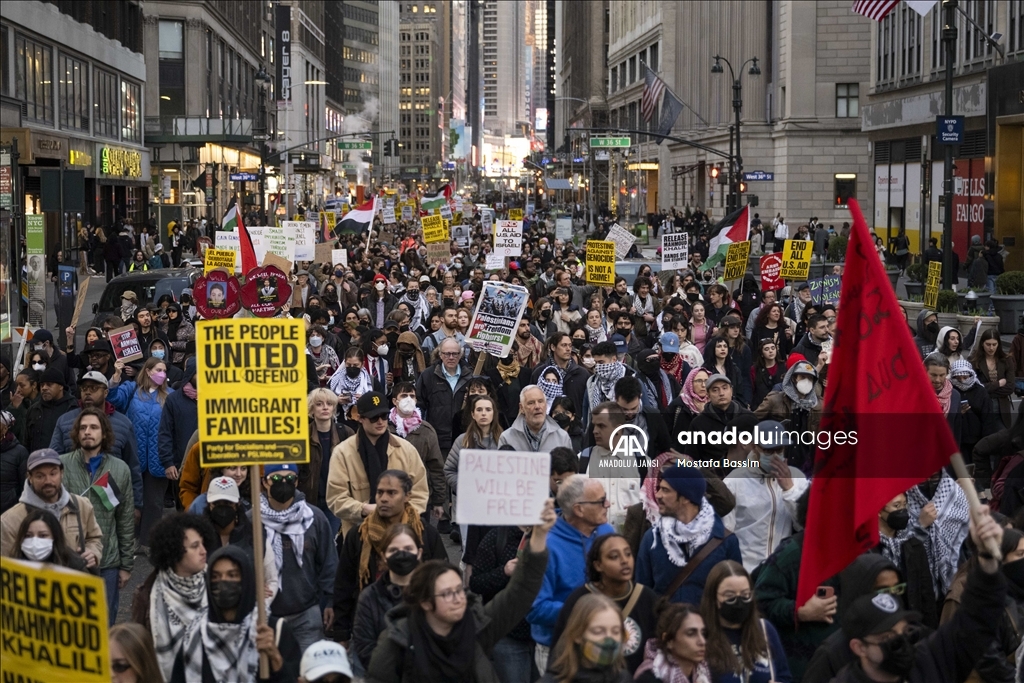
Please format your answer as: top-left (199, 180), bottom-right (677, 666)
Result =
top-left (0, 447), bottom-right (103, 565)
top-left (134, 307), bottom-right (169, 357)
top-left (514, 318), bottom-right (545, 370)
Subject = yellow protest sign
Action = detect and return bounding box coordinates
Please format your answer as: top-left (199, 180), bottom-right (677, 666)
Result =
top-left (780, 239), bottom-right (813, 280)
top-left (204, 248), bottom-right (238, 274)
top-left (586, 240), bottom-right (616, 285)
top-left (422, 214), bottom-right (449, 244)
top-left (724, 240), bottom-right (751, 281)
top-left (0, 556), bottom-right (110, 683)
top-left (197, 318), bottom-right (309, 466)
top-left (926, 261), bottom-right (942, 287)
top-left (508, 208), bottom-right (524, 221)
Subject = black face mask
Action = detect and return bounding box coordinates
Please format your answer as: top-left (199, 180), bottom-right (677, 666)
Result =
top-left (718, 597), bottom-right (753, 625)
top-left (407, 290), bottom-right (420, 300)
top-left (443, 298), bottom-right (455, 308)
top-left (385, 550), bottom-right (420, 576)
top-left (346, 366), bottom-right (362, 379)
top-left (1003, 558), bottom-right (1024, 590)
top-left (269, 480), bottom-right (296, 504)
top-left (926, 321), bottom-right (940, 336)
top-left (572, 338), bottom-right (585, 350)
top-left (210, 580), bottom-right (243, 611)
top-left (638, 357), bottom-right (662, 377)
top-left (876, 633), bottom-right (916, 677)
top-left (553, 413), bottom-right (572, 428)
top-left (885, 508), bottom-right (910, 532)
top-left (686, 292), bottom-right (700, 302)
top-left (387, 332), bottom-right (399, 345)
top-left (209, 505), bottom-right (237, 529)
top-left (539, 310), bottom-right (550, 319)
top-left (662, 352), bottom-right (677, 363)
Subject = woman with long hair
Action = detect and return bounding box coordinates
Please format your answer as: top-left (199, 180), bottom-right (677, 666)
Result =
top-left (634, 602), bottom-right (712, 683)
top-left (700, 560), bottom-right (790, 683)
top-left (704, 285), bottom-right (734, 326)
top-left (444, 394), bottom-right (503, 554)
top-left (936, 326), bottom-right (965, 363)
top-left (12, 508), bottom-right (88, 571)
top-left (328, 347), bottom-right (374, 423)
top-left (162, 303), bottom-right (195, 367)
top-left (552, 534), bottom-right (660, 674)
top-left (542, 593), bottom-right (632, 683)
top-left (702, 339), bottom-right (742, 398)
top-left (688, 302), bottom-right (715, 355)
top-left (751, 338), bottom-right (783, 411)
top-left (110, 623), bottom-right (164, 683)
top-left (533, 296), bottom-right (559, 340)
top-left (970, 328), bottom-right (1016, 429)
top-left (670, 368), bottom-right (711, 437)
top-left (552, 287), bottom-right (583, 335)
top-left (752, 303), bottom-right (793, 360)
top-left (110, 356), bottom-right (175, 546)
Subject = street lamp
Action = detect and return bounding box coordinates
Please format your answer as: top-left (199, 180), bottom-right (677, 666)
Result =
top-left (255, 67), bottom-right (273, 223)
top-left (711, 54), bottom-right (760, 213)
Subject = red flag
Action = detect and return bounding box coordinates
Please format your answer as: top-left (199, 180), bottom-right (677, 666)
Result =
top-left (795, 198), bottom-right (958, 608)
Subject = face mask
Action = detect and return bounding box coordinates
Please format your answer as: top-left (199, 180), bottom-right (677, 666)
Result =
top-left (638, 357), bottom-right (661, 378)
top-left (580, 637), bottom-right (621, 667)
top-left (335, 270), bottom-right (344, 278)
top-left (443, 298), bottom-right (455, 308)
top-left (376, 344), bottom-right (389, 356)
top-left (885, 508), bottom-right (910, 532)
top-left (20, 537), bottom-right (53, 561)
top-left (151, 371), bottom-right (167, 386)
top-left (346, 366), bottom-right (362, 379)
top-left (397, 396), bottom-right (417, 414)
top-left (876, 633), bottom-right (916, 677)
top-left (308, 336), bottom-right (324, 349)
top-left (926, 321), bottom-right (939, 335)
top-left (718, 597), bottom-right (753, 624)
top-left (594, 362), bottom-right (621, 379)
top-left (1003, 558), bottom-right (1024, 589)
top-left (210, 580), bottom-right (244, 611)
top-left (209, 505), bottom-right (237, 529)
top-left (553, 413), bottom-right (572, 428)
top-left (572, 338), bottom-right (585, 350)
top-left (385, 550), bottom-right (420, 576)
top-left (269, 479), bottom-right (296, 504)
top-left (407, 290), bottom-right (420, 300)
top-left (376, 282), bottom-right (386, 292)
top-left (151, 349), bottom-right (166, 360)
top-left (758, 450), bottom-right (777, 474)
top-left (686, 292), bottom-right (700, 302)
top-left (32, 363), bottom-right (45, 372)
top-left (795, 378), bottom-right (815, 395)
top-left (582, 357), bottom-right (596, 368)
top-left (538, 309), bottom-right (550, 318)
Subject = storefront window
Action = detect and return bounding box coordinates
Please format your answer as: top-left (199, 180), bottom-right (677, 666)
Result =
top-left (15, 34), bottom-right (52, 123)
top-left (121, 80), bottom-right (141, 142)
top-left (95, 68), bottom-right (119, 139)
top-left (59, 53), bottom-right (89, 132)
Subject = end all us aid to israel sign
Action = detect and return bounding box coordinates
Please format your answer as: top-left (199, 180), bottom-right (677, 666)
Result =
top-left (196, 318), bottom-right (309, 466)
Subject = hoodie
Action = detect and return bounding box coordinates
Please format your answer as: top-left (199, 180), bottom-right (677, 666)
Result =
top-left (527, 515), bottom-right (615, 646)
top-left (24, 391), bottom-right (78, 452)
top-left (392, 331), bottom-right (427, 384)
top-left (913, 309), bottom-right (938, 358)
top-left (935, 325), bottom-right (964, 363)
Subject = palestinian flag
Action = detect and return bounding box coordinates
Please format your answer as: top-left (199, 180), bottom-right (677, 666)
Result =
top-left (334, 197), bottom-right (377, 235)
top-left (223, 201), bottom-right (257, 272)
top-left (420, 183), bottom-right (453, 213)
top-left (700, 204), bottom-right (750, 271)
top-left (90, 472), bottom-right (121, 511)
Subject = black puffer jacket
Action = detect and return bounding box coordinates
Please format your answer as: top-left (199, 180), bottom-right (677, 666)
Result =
top-left (24, 392), bottom-right (78, 452)
top-left (0, 432), bottom-right (29, 514)
top-left (352, 573), bottom-right (405, 668)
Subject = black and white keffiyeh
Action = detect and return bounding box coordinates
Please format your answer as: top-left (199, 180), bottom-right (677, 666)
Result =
top-left (151, 568), bottom-right (207, 681)
top-left (652, 497), bottom-right (716, 567)
top-left (260, 495), bottom-right (314, 573)
top-left (328, 366), bottom-right (374, 416)
top-left (906, 473), bottom-right (971, 596)
top-left (179, 608), bottom-right (259, 683)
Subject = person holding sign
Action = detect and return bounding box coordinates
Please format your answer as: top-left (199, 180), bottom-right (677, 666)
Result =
top-left (366, 498), bottom-right (557, 682)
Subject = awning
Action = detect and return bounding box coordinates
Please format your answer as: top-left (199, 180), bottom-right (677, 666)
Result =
top-left (544, 178), bottom-right (572, 190)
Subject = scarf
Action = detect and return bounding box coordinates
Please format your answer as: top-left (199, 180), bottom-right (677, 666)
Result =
top-left (357, 503), bottom-right (425, 589)
top-left (653, 498), bottom-right (716, 567)
top-left (781, 361), bottom-right (819, 410)
top-left (409, 607), bottom-right (478, 683)
top-left (399, 292), bottom-right (431, 328)
top-left (936, 378), bottom-right (954, 414)
top-left (328, 366), bottom-right (374, 416)
top-left (151, 568), bottom-right (208, 681)
top-left (634, 639), bottom-right (713, 683)
top-left (634, 293), bottom-right (655, 316)
top-left (259, 495), bottom-right (315, 573)
top-left (538, 376), bottom-right (563, 413)
top-left (180, 610), bottom-right (258, 683)
top-left (661, 353), bottom-right (684, 384)
top-left (390, 407), bottom-right (422, 438)
top-left (589, 361), bottom-right (626, 409)
top-left (878, 527), bottom-right (913, 566)
top-left (950, 359), bottom-right (980, 392)
top-left (515, 335), bottom-right (544, 368)
top-left (679, 367), bottom-right (708, 414)
top-left (19, 484), bottom-right (72, 520)
top-left (641, 452), bottom-right (677, 526)
top-left (496, 358), bottom-right (520, 384)
top-left (906, 474), bottom-right (971, 596)
top-left (182, 382), bottom-right (198, 400)
top-left (586, 323), bottom-right (608, 344)
top-left (358, 428), bottom-right (391, 504)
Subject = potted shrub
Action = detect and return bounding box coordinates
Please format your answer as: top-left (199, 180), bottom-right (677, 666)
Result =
top-left (957, 308), bottom-right (1002, 340)
top-left (934, 289), bottom-right (959, 329)
top-left (957, 287), bottom-right (991, 313)
top-left (992, 271), bottom-right (1024, 334)
top-left (904, 262), bottom-right (925, 298)
top-left (899, 295), bottom-right (925, 325)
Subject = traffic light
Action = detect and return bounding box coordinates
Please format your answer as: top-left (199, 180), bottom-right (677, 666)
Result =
top-left (738, 181), bottom-right (747, 193)
top-left (709, 165), bottom-right (720, 180)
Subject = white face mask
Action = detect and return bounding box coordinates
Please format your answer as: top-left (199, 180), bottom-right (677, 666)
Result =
top-left (375, 282), bottom-right (386, 292)
top-left (20, 537), bottom-right (53, 561)
top-left (376, 343), bottom-right (390, 356)
top-left (397, 396), bottom-right (417, 414)
top-left (582, 357), bottom-right (596, 368)
top-left (32, 363), bottom-right (45, 371)
top-left (795, 378), bottom-right (815, 395)
top-left (309, 336), bottom-right (323, 348)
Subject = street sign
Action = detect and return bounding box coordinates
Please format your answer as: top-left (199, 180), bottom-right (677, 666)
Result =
top-left (252, 134), bottom-right (271, 141)
top-left (229, 172), bottom-right (259, 182)
top-left (742, 170), bottom-right (774, 182)
top-left (936, 116), bottom-right (964, 145)
top-left (338, 141), bottom-right (373, 150)
top-left (589, 137), bottom-right (631, 148)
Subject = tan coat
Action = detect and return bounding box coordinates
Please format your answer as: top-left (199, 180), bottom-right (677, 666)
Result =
top-left (0, 493), bottom-right (104, 562)
top-left (326, 432), bottom-right (429, 536)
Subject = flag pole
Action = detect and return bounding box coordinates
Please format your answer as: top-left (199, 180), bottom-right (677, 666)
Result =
top-left (640, 60), bottom-right (709, 127)
top-left (250, 464), bottom-right (269, 678)
top-left (950, 452), bottom-right (1002, 560)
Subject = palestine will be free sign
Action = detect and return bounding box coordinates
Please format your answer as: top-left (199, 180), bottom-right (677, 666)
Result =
top-left (197, 318), bottom-right (309, 466)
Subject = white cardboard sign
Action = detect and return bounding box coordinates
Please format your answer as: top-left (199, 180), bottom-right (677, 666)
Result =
top-left (606, 223), bottom-right (637, 261)
top-left (493, 220), bottom-right (523, 256)
top-left (456, 449), bottom-right (550, 525)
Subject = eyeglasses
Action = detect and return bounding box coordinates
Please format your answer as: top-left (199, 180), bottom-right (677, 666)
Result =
top-left (436, 586), bottom-right (466, 602)
top-left (577, 497), bottom-right (607, 507)
top-left (111, 660), bottom-right (133, 674)
top-left (876, 583), bottom-right (906, 596)
top-left (364, 414), bottom-right (388, 423)
top-left (440, 351), bottom-right (461, 357)
top-left (267, 474), bottom-right (297, 484)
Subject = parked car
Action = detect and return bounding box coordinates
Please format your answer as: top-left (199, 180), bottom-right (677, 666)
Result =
top-left (90, 268), bottom-right (199, 328)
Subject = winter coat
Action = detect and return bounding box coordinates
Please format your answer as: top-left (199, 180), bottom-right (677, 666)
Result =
top-left (723, 468), bottom-right (809, 572)
top-left (958, 381), bottom-right (1000, 449)
top-left (972, 356), bottom-right (1017, 430)
top-left (389, 420), bottom-right (445, 508)
top-left (109, 382), bottom-right (174, 477)
top-left (59, 449), bottom-right (135, 571)
top-left (498, 413), bottom-right (573, 453)
top-left (302, 420), bottom-right (352, 507)
top-left (443, 433), bottom-right (499, 495)
top-left (468, 526), bottom-right (532, 641)
top-left (686, 401), bottom-right (753, 463)
top-left (414, 361), bottom-right (472, 453)
top-left (352, 574), bottom-right (404, 668)
top-left (0, 489), bottom-right (103, 561)
top-left (912, 309), bottom-right (938, 358)
top-left (325, 432), bottom-right (429, 536)
top-left (0, 433), bottom-right (29, 514)
top-left (366, 547), bottom-right (549, 683)
top-left (51, 403), bottom-right (144, 510)
top-left (157, 389), bottom-right (197, 471)
top-left (24, 392), bottom-right (78, 453)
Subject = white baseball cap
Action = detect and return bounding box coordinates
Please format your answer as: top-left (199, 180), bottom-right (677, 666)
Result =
top-left (206, 477), bottom-right (240, 504)
top-left (300, 640), bottom-right (352, 680)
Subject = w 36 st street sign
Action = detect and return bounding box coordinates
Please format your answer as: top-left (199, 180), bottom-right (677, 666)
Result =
top-left (589, 137), bottom-right (631, 148)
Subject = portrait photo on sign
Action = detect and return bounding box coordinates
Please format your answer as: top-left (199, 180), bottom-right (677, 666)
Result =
top-left (259, 276), bottom-right (279, 303)
top-left (207, 281), bottom-right (227, 309)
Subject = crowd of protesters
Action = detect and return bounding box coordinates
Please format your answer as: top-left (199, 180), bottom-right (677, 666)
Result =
top-left (1, 195), bottom-right (1023, 683)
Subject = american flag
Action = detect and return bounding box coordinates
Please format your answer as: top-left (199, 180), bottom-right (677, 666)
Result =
top-left (641, 65), bottom-right (666, 123)
top-left (851, 0), bottom-right (900, 21)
